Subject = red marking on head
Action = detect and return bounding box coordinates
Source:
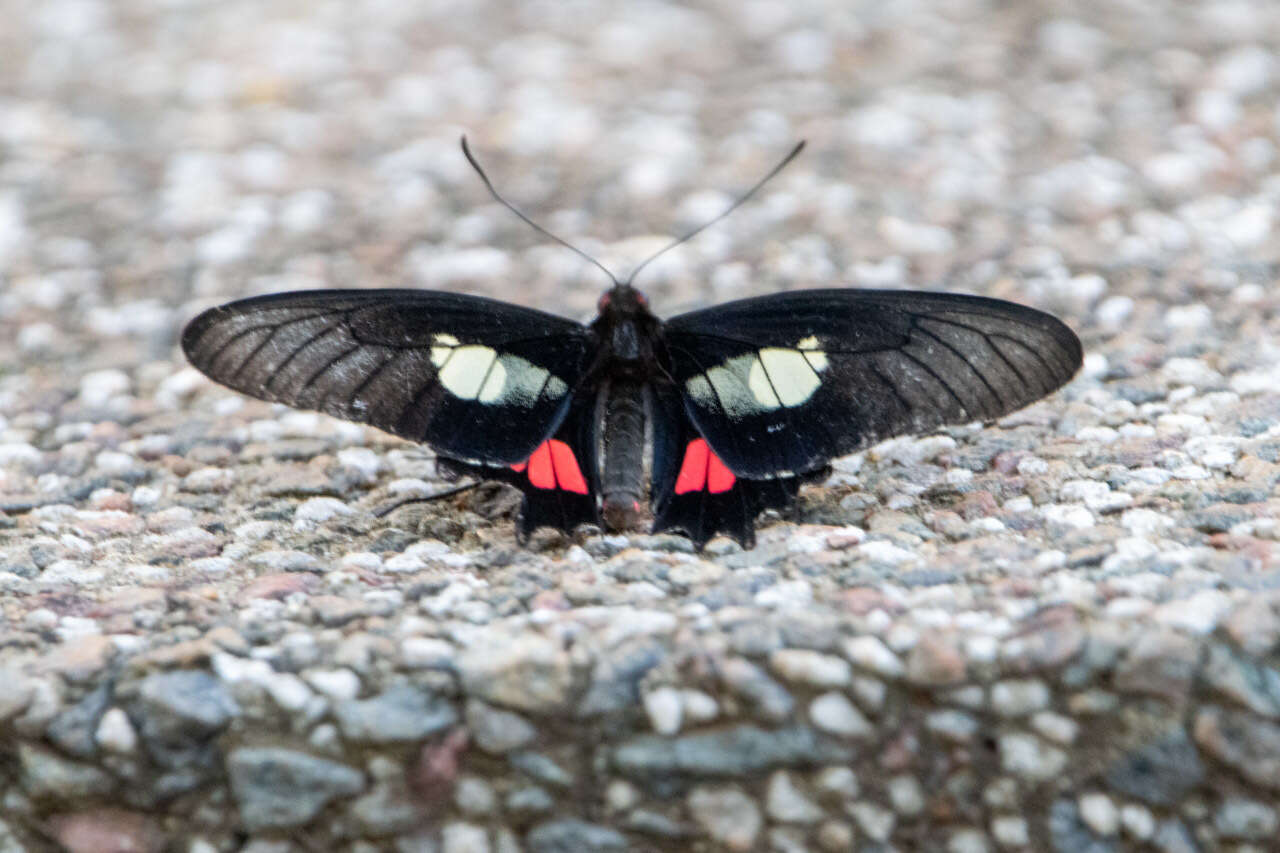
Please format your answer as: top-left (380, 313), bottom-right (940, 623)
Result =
top-left (597, 292), bottom-right (611, 312)
top-left (513, 440), bottom-right (588, 494)
top-left (674, 439), bottom-right (735, 495)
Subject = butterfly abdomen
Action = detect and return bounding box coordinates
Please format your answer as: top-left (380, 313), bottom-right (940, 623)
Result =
top-left (600, 380), bottom-right (647, 531)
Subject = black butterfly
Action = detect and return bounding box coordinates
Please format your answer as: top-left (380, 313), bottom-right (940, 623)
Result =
top-left (182, 140), bottom-right (1082, 548)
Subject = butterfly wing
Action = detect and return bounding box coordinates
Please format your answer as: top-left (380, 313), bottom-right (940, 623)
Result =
top-left (662, 288), bottom-right (1082, 481)
top-left (650, 385), bottom-right (821, 548)
top-left (181, 289), bottom-right (592, 465)
top-left (652, 288), bottom-right (1082, 546)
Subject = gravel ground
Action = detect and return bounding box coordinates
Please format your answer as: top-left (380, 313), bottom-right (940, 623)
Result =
top-left (3, 0), bottom-right (1280, 851)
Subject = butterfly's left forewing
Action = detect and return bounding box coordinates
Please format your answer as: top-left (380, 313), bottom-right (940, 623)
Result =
top-left (182, 289), bottom-right (592, 467)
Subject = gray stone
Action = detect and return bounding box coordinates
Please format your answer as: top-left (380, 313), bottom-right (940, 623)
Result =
top-left (18, 742), bottom-right (116, 800)
top-left (465, 700), bottom-right (537, 754)
top-left (1193, 705), bottom-right (1280, 790)
top-left (134, 670), bottom-right (240, 739)
top-left (525, 819), bottom-right (628, 853)
top-left (1201, 642), bottom-right (1280, 718)
top-left (717, 657), bottom-right (795, 722)
top-left (1105, 728), bottom-right (1205, 806)
top-left (46, 683), bottom-right (112, 759)
top-left (132, 670), bottom-right (239, 771)
top-left (505, 786), bottom-right (554, 815)
top-left (1048, 798), bottom-right (1116, 853)
top-left (575, 641), bottom-right (663, 717)
top-left (1151, 819), bottom-right (1197, 853)
top-left (333, 685), bottom-right (457, 743)
top-left (348, 780), bottom-right (418, 836)
top-left (458, 633), bottom-right (572, 714)
top-left (613, 725), bottom-right (852, 781)
top-left (687, 785), bottom-right (762, 850)
top-left (1213, 797), bottom-right (1278, 840)
top-left (509, 752), bottom-right (573, 789)
top-left (227, 747), bottom-right (365, 831)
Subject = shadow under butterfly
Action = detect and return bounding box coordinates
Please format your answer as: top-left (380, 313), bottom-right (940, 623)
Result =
top-left (182, 139), bottom-right (1082, 549)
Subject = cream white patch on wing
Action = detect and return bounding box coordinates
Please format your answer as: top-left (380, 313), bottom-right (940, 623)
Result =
top-left (431, 334), bottom-right (568, 407)
top-left (495, 354), bottom-right (568, 406)
top-left (755, 347), bottom-right (822, 406)
top-left (685, 338), bottom-right (831, 415)
top-left (430, 333), bottom-right (460, 368)
top-left (438, 344), bottom-right (502, 401)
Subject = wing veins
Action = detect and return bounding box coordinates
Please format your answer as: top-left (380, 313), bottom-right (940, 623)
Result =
top-left (896, 349), bottom-right (970, 417)
top-left (265, 322), bottom-right (345, 393)
top-left (912, 323), bottom-right (1008, 412)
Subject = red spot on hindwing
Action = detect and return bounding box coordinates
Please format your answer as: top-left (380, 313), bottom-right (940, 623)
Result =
top-left (674, 439), bottom-right (735, 495)
top-left (511, 440), bottom-right (588, 494)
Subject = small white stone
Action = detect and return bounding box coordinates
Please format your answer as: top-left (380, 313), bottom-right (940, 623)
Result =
top-left (990, 815), bottom-right (1029, 847)
top-left (680, 689), bottom-right (719, 723)
top-left (887, 775), bottom-right (925, 816)
top-left (95, 707), bottom-right (138, 754)
top-left (293, 497), bottom-right (354, 527)
top-left (687, 785), bottom-right (762, 850)
top-left (842, 635), bottom-right (905, 678)
top-left (990, 680), bottom-right (1051, 717)
top-left (1042, 504), bottom-right (1095, 529)
top-left (849, 801), bottom-right (895, 843)
top-left (303, 668), bottom-right (361, 701)
top-left (642, 686), bottom-right (683, 736)
top-left (441, 821), bottom-right (490, 853)
top-left (809, 692), bottom-right (873, 739)
top-left (766, 771), bottom-right (825, 824)
top-left (1120, 804), bottom-right (1156, 840)
top-left (1030, 711), bottom-right (1079, 745)
top-left (400, 637), bottom-right (456, 669)
top-left (454, 776), bottom-right (497, 816)
top-left (999, 732), bottom-right (1067, 781)
top-left (814, 766), bottom-right (859, 799)
top-left (1153, 589), bottom-right (1233, 634)
top-left (948, 828), bottom-right (991, 853)
top-left (770, 649), bottom-right (852, 688)
top-left (606, 779), bottom-right (640, 811)
top-left (79, 369), bottom-right (131, 407)
top-left (1078, 792), bottom-right (1119, 836)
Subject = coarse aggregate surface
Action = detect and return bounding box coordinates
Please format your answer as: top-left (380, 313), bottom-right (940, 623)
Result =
top-left (2, 0), bottom-right (1280, 851)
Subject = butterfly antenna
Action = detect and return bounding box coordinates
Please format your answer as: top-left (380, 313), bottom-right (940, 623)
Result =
top-left (460, 136), bottom-right (621, 286)
top-left (372, 481), bottom-right (479, 518)
top-left (624, 140), bottom-right (806, 286)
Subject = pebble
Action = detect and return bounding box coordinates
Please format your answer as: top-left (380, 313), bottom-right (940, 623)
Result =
top-left (887, 774), bottom-right (925, 817)
top-left (687, 785), bottom-right (761, 851)
top-left (1213, 798), bottom-right (1277, 840)
top-left (769, 649), bottom-right (851, 688)
top-left (990, 679), bottom-right (1051, 716)
top-left (332, 685), bottom-right (457, 744)
top-left (842, 635), bottom-right (905, 679)
top-left (999, 732), bottom-right (1068, 781)
top-left (765, 771), bottom-right (825, 824)
top-left (1077, 792), bottom-right (1120, 836)
top-left (457, 634), bottom-right (572, 713)
top-left (808, 692), bottom-right (874, 739)
top-left (848, 801), bottom-right (895, 843)
top-left (641, 686), bottom-right (683, 735)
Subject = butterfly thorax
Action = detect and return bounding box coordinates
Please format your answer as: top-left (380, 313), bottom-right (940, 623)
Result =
top-left (588, 285), bottom-right (665, 382)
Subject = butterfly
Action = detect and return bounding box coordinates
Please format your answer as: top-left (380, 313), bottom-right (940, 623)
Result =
top-left (182, 139), bottom-right (1082, 549)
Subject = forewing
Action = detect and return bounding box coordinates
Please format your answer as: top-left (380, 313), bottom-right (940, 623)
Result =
top-left (663, 289), bottom-right (1082, 478)
top-left (182, 289), bottom-right (591, 464)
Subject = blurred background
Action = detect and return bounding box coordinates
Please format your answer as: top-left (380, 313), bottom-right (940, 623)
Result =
top-left (1, 0), bottom-right (1277, 433)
